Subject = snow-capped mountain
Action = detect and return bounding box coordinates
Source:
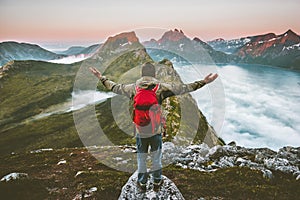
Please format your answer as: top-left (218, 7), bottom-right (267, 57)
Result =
top-left (207, 29), bottom-right (300, 70)
top-left (207, 37), bottom-right (251, 54)
top-left (237, 29), bottom-right (300, 57)
top-left (236, 30), bottom-right (300, 70)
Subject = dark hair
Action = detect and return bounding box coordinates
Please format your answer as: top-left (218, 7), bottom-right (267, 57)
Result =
top-left (141, 62), bottom-right (155, 77)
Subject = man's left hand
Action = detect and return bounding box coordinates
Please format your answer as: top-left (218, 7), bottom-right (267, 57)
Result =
top-left (204, 73), bottom-right (218, 84)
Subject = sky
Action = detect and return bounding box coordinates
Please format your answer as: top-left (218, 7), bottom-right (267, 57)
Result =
top-left (1, 0), bottom-right (299, 45)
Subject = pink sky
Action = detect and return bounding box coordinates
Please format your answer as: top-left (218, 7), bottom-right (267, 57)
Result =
top-left (0, 0), bottom-right (299, 43)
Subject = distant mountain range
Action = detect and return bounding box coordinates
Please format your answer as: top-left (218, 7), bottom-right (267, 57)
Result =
top-left (144, 29), bottom-right (300, 70)
top-left (0, 41), bottom-right (65, 66)
top-left (235, 30), bottom-right (300, 69)
top-left (143, 29), bottom-right (231, 64)
top-left (0, 42), bottom-right (101, 66)
top-left (54, 44), bottom-right (101, 55)
top-left (207, 37), bottom-right (252, 54)
top-left (1, 29), bottom-right (299, 70)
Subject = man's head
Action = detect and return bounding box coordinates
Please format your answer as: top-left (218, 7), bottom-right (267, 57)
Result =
top-left (141, 62), bottom-right (155, 77)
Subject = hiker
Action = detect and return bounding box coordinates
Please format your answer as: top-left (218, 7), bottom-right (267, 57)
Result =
top-left (89, 62), bottom-right (218, 192)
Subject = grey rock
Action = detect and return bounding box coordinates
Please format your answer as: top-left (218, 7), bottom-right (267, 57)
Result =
top-left (118, 172), bottom-right (185, 200)
top-left (262, 169), bottom-right (273, 179)
top-left (161, 142), bottom-right (300, 178)
top-left (0, 172), bottom-right (29, 182)
top-left (228, 141), bottom-right (236, 146)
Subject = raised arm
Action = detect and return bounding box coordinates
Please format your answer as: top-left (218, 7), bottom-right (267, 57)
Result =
top-left (89, 67), bottom-right (135, 98)
top-left (159, 73), bottom-right (218, 100)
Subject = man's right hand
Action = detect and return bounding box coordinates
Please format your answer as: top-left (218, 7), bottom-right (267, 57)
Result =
top-left (89, 67), bottom-right (102, 79)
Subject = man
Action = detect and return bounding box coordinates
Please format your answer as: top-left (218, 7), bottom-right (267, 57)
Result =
top-left (89, 62), bottom-right (218, 192)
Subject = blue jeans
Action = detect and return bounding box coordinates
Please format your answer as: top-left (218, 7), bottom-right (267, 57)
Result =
top-left (136, 134), bottom-right (162, 184)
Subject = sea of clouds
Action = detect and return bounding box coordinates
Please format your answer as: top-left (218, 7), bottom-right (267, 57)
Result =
top-left (48, 54), bottom-right (91, 64)
top-left (175, 64), bottom-right (300, 150)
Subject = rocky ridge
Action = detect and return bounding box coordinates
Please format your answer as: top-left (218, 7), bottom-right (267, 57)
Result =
top-left (92, 142), bottom-right (300, 181)
top-left (161, 142), bottom-right (300, 180)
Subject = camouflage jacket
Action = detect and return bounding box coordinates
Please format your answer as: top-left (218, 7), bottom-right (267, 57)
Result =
top-left (100, 76), bottom-right (206, 104)
top-left (99, 76), bottom-right (206, 135)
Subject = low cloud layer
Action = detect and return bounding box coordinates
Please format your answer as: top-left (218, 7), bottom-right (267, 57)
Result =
top-left (175, 64), bottom-right (300, 150)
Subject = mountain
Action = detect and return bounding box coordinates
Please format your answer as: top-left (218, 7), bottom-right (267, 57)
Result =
top-left (55, 46), bottom-right (85, 55)
top-left (235, 30), bottom-right (300, 70)
top-left (0, 41), bottom-right (65, 66)
top-left (143, 29), bottom-right (231, 64)
top-left (207, 37), bottom-right (252, 54)
top-left (0, 31), bottom-right (222, 155)
top-left (0, 31), bottom-right (299, 200)
top-left (74, 31), bottom-right (223, 147)
top-left (207, 30), bottom-right (300, 70)
top-left (54, 44), bottom-right (101, 56)
top-left (80, 43), bottom-right (101, 55)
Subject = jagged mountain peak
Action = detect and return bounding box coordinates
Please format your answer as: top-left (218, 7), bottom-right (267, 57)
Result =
top-left (284, 29), bottom-right (298, 36)
top-left (158, 29), bottom-right (188, 43)
top-left (211, 38), bottom-right (225, 42)
top-left (279, 29), bottom-right (300, 42)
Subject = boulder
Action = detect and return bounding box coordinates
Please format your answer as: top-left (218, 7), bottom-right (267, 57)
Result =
top-left (118, 172), bottom-right (185, 200)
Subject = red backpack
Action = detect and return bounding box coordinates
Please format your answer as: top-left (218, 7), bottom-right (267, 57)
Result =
top-left (133, 84), bottom-right (162, 134)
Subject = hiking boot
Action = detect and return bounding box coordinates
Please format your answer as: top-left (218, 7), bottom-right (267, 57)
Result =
top-left (153, 179), bottom-right (163, 192)
top-left (137, 181), bottom-right (147, 193)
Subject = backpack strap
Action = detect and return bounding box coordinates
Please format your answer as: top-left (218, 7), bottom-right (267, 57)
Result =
top-left (152, 83), bottom-right (160, 92)
top-left (135, 83), bottom-right (160, 92)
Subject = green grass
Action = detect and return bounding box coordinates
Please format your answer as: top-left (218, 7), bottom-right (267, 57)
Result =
top-left (0, 60), bottom-right (79, 127)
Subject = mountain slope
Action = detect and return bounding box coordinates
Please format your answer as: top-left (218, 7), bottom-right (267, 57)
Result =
top-left (207, 30), bottom-right (300, 70)
top-left (236, 30), bottom-right (300, 69)
top-left (0, 60), bottom-right (80, 128)
top-left (55, 46), bottom-right (85, 55)
top-left (0, 41), bottom-right (64, 66)
top-left (207, 37), bottom-right (252, 54)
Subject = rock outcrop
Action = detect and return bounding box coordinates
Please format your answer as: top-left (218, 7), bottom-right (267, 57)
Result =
top-left (0, 172), bottom-right (29, 182)
top-left (118, 172), bottom-right (185, 200)
top-left (162, 142), bottom-right (300, 180)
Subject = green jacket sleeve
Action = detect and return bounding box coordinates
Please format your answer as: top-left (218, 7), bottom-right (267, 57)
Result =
top-left (100, 76), bottom-right (135, 98)
top-left (159, 80), bottom-right (206, 100)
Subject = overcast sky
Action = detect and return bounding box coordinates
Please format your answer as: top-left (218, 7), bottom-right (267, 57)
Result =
top-left (0, 0), bottom-right (299, 43)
